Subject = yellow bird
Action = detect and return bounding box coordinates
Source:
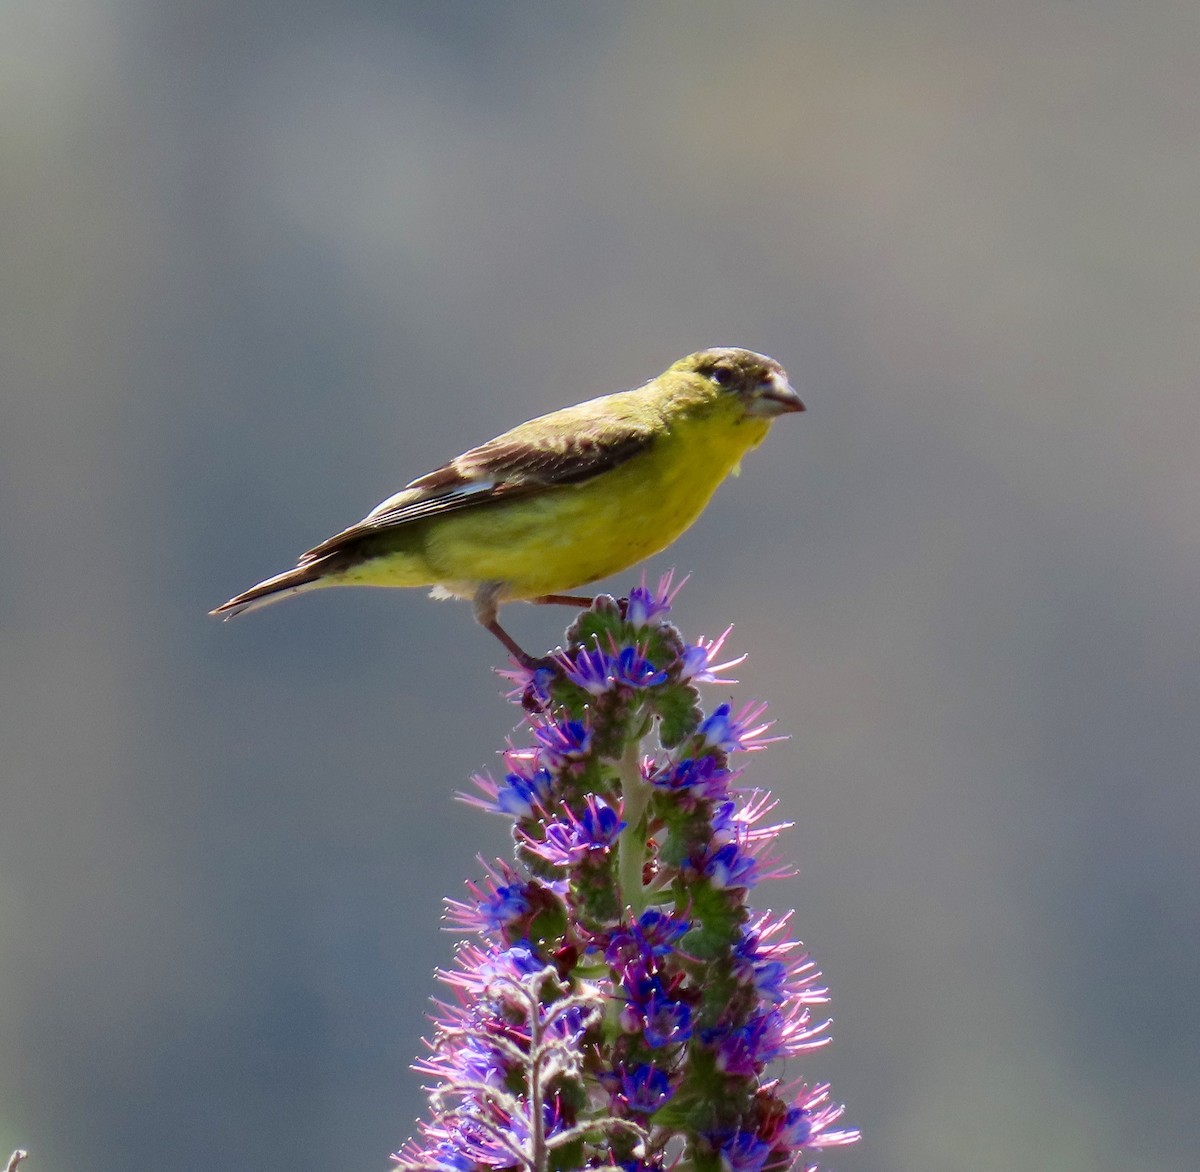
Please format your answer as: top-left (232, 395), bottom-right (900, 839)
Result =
top-left (211, 347), bottom-right (803, 662)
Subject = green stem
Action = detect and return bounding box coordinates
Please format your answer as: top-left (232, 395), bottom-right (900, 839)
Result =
top-left (616, 725), bottom-right (651, 915)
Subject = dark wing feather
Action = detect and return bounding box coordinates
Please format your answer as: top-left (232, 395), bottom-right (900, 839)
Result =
top-left (300, 423), bottom-right (653, 563)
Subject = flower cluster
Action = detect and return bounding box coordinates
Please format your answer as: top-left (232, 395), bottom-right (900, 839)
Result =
top-left (396, 575), bottom-right (857, 1172)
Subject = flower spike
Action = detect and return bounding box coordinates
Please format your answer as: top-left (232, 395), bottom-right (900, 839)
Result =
top-left (396, 581), bottom-right (856, 1172)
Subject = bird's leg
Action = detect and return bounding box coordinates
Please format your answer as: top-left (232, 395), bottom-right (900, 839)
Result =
top-left (473, 581), bottom-right (536, 666)
top-left (539, 591), bottom-right (635, 620)
top-left (532, 593), bottom-right (595, 608)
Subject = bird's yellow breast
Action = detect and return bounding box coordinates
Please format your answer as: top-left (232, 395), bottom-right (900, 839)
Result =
top-left (419, 403), bottom-right (770, 600)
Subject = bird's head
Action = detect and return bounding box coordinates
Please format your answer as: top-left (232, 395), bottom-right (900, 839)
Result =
top-left (674, 348), bottom-right (804, 418)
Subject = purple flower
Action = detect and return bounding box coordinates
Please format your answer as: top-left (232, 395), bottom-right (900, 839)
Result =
top-left (530, 716), bottom-right (591, 768)
top-left (649, 754), bottom-right (736, 799)
top-left (445, 861), bottom-right (533, 935)
top-left (619, 973), bottom-right (694, 1048)
top-left (769, 1083), bottom-right (861, 1152)
top-left (642, 993), bottom-right (693, 1048)
top-left (703, 1022), bottom-right (761, 1078)
top-left (702, 841), bottom-right (760, 890)
top-left (679, 626), bottom-right (747, 685)
top-left (625, 570), bottom-right (685, 627)
top-left (473, 942), bottom-right (547, 992)
top-left (413, 1027), bottom-right (509, 1091)
top-left (701, 1000), bottom-right (832, 1078)
top-left (392, 1137), bottom-right (477, 1172)
top-left (558, 642), bottom-right (670, 694)
top-left (461, 747), bottom-right (554, 819)
top-left (698, 701), bottom-right (780, 754)
top-left (403, 1096), bottom-right (572, 1170)
top-left (708, 796), bottom-right (795, 885)
top-left (604, 1063), bottom-right (675, 1115)
top-left (606, 909), bottom-right (690, 970)
top-left (734, 912), bottom-right (830, 1008)
top-left (623, 991), bottom-right (693, 1049)
top-left (717, 1130), bottom-right (773, 1172)
top-left (520, 795), bottom-right (625, 867)
top-left (496, 660), bottom-right (559, 708)
top-left (436, 942), bottom-right (551, 1012)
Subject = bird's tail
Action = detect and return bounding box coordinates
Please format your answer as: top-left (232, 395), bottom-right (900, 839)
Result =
top-left (210, 562), bottom-right (329, 618)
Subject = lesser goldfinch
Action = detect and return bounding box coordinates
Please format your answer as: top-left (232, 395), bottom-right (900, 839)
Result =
top-left (211, 347), bottom-right (803, 661)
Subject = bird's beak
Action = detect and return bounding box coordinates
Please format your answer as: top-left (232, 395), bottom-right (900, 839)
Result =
top-left (747, 371), bottom-right (805, 417)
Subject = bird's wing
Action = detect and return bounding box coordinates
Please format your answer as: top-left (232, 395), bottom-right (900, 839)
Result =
top-left (300, 412), bottom-right (655, 563)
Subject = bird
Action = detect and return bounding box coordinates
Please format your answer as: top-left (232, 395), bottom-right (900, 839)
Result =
top-left (211, 347), bottom-right (804, 663)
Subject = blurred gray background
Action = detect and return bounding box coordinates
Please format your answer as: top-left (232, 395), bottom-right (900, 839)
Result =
top-left (3, 2), bottom-right (1198, 1170)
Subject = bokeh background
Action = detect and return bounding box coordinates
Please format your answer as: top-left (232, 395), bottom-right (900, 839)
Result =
top-left (3, 3), bottom-right (1198, 1170)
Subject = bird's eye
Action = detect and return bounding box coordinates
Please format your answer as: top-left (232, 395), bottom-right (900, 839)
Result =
top-left (709, 366), bottom-right (735, 388)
